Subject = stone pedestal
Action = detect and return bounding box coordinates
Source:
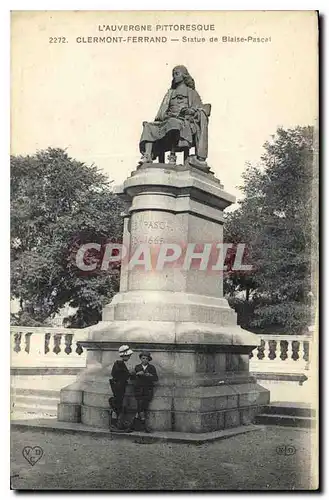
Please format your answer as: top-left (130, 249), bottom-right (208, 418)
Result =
top-left (58, 163), bottom-right (269, 432)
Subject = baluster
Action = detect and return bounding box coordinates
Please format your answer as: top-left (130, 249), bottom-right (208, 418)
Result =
top-left (263, 339), bottom-right (270, 361)
top-left (70, 331), bottom-right (87, 367)
top-left (64, 334), bottom-right (73, 355)
top-left (11, 331), bottom-right (22, 368)
top-left (13, 332), bottom-right (22, 353)
top-left (268, 340), bottom-right (276, 360)
top-left (257, 340), bottom-right (265, 360)
top-left (44, 333), bottom-right (51, 354)
top-left (76, 342), bottom-right (83, 356)
top-left (275, 340), bottom-right (281, 362)
top-left (291, 340), bottom-right (297, 361)
top-left (21, 331), bottom-right (33, 365)
top-left (287, 338), bottom-right (293, 362)
top-left (24, 333), bottom-right (32, 354)
top-left (280, 340), bottom-right (288, 360)
top-left (306, 339), bottom-right (313, 371)
top-left (53, 334), bottom-right (62, 355)
top-left (303, 341), bottom-right (309, 362)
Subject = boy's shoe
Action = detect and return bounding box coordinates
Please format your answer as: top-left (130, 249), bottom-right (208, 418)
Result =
top-left (143, 421), bottom-right (152, 433)
top-left (110, 421), bottom-right (133, 433)
top-left (127, 417), bottom-right (138, 432)
top-left (109, 411), bottom-right (118, 429)
top-left (131, 416), bottom-right (145, 432)
top-left (111, 414), bottom-right (134, 433)
top-left (110, 426), bottom-right (128, 433)
top-left (110, 420), bottom-right (118, 429)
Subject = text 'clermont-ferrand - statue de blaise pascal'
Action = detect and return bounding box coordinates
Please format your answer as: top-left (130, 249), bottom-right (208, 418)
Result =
top-left (138, 65), bottom-right (211, 171)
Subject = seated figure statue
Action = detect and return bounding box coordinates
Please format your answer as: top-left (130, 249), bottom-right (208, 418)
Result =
top-left (139, 65), bottom-right (211, 170)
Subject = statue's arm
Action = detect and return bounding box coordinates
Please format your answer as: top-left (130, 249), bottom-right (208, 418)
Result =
top-left (191, 90), bottom-right (211, 118)
top-left (181, 90), bottom-right (209, 118)
top-left (154, 90), bottom-right (171, 121)
top-left (193, 90), bottom-right (203, 107)
top-left (193, 91), bottom-right (211, 114)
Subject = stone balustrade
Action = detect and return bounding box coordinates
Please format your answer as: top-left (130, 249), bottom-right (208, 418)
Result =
top-left (11, 326), bottom-right (89, 368)
top-left (249, 334), bottom-right (313, 374)
top-left (10, 326), bottom-right (313, 373)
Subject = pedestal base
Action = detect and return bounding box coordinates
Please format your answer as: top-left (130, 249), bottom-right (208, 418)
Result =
top-left (58, 165), bottom-right (270, 433)
top-left (58, 343), bottom-right (270, 433)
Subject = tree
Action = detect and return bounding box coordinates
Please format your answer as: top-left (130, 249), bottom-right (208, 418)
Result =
top-left (224, 126), bottom-right (315, 333)
top-left (11, 147), bottom-right (126, 327)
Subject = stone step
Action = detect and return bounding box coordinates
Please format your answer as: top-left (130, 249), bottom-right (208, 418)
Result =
top-left (11, 403), bottom-right (57, 416)
top-left (262, 403), bottom-right (315, 418)
top-left (12, 388), bottom-right (60, 398)
top-left (12, 394), bottom-right (60, 408)
top-left (58, 401), bottom-right (262, 433)
top-left (78, 383), bottom-right (269, 413)
top-left (12, 417), bottom-right (260, 445)
top-left (11, 391), bottom-right (60, 418)
top-left (255, 413), bottom-right (315, 429)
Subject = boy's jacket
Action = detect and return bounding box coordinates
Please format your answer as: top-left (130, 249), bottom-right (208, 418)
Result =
top-left (111, 359), bottom-right (130, 384)
top-left (134, 364), bottom-right (159, 386)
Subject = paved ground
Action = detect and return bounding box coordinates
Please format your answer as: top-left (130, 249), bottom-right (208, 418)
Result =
top-left (11, 426), bottom-right (316, 491)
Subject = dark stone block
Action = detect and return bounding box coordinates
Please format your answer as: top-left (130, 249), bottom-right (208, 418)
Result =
top-left (239, 406), bottom-right (260, 425)
top-left (224, 409), bottom-right (240, 428)
top-left (57, 403), bottom-right (81, 423)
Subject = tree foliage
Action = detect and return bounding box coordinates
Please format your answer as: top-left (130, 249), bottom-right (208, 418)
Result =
top-left (11, 148), bottom-right (126, 327)
top-left (224, 126), bottom-right (316, 333)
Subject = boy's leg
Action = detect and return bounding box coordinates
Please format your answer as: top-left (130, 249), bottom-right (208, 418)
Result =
top-left (109, 380), bottom-right (119, 427)
top-left (129, 386), bottom-right (145, 430)
top-left (109, 397), bottom-right (118, 426)
top-left (110, 391), bottom-right (133, 432)
top-left (109, 381), bottom-right (127, 429)
top-left (137, 398), bottom-right (144, 420)
top-left (142, 387), bottom-right (154, 433)
top-left (133, 386), bottom-right (144, 419)
top-left (131, 387), bottom-right (152, 432)
top-left (116, 384), bottom-right (129, 430)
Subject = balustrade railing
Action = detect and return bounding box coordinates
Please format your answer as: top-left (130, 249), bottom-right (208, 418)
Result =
top-left (11, 326), bottom-right (89, 368)
top-left (10, 326), bottom-right (314, 373)
top-left (249, 334), bottom-right (313, 373)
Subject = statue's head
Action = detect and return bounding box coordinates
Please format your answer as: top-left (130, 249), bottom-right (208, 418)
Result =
top-left (171, 65), bottom-right (195, 90)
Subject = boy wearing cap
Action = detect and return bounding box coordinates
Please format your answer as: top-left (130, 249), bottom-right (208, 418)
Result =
top-left (109, 344), bottom-right (134, 431)
top-left (132, 351), bottom-right (158, 432)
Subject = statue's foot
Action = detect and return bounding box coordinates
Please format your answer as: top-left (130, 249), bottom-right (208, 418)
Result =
top-left (168, 153), bottom-right (177, 165)
top-left (188, 155), bottom-right (210, 172)
top-left (138, 153), bottom-right (152, 165)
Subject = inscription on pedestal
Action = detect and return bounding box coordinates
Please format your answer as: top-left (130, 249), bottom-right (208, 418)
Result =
top-left (132, 219), bottom-right (173, 232)
top-left (131, 235), bottom-right (166, 246)
top-left (130, 212), bottom-right (175, 247)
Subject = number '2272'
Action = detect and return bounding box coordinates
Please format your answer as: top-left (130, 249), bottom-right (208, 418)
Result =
top-left (49, 37), bottom-right (67, 43)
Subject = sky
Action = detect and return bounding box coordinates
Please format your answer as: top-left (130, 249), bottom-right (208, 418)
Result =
top-left (11, 10), bottom-right (318, 202)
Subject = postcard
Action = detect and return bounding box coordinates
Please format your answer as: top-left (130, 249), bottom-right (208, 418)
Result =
top-left (10, 10), bottom-right (319, 491)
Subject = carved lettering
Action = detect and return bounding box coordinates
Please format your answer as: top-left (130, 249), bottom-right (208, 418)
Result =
top-left (131, 216), bottom-right (173, 232)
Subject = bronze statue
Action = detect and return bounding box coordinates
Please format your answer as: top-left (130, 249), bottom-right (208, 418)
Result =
top-left (139, 65), bottom-right (211, 170)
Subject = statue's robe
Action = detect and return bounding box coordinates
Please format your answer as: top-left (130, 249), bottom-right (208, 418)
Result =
top-left (139, 87), bottom-right (210, 160)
